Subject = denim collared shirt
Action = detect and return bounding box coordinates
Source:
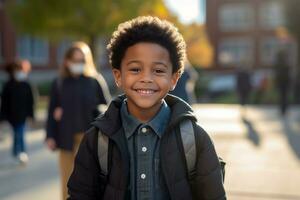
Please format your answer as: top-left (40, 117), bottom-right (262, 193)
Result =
top-left (121, 100), bottom-right (171, 200)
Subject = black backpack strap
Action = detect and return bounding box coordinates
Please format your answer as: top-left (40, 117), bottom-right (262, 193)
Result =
top-left (180, 119), bottom-right (196, 173)
top-left (180, 119), bottom-right (226, 182)
top-left (219, 157), bottom-right (226, 182)
top-left (97, 129), bottom-right (109, 176)
top-left (97, 119), bottom-right (225, 182)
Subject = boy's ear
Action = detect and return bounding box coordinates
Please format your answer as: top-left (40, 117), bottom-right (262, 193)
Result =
top-left (170, 72), bottom-right (180, 91)
top-left (112, 69), bottom-right (122, 87)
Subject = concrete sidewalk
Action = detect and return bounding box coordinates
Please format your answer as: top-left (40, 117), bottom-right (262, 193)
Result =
top-left (194, 104), bottom-right (300, 200)
top-left (0, 104), bottom-right (300, 200)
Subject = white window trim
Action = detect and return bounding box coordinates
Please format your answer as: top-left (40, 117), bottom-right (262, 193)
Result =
top-left (219, 3), bottom-right (254, 32)
top-left (17, 35), bottom-right (49, 65)
top-left (218, 37), bottom-right (254, 66)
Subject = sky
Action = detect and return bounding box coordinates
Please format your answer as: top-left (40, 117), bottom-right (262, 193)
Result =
top-left (164, 0), bottom-right (205, 24)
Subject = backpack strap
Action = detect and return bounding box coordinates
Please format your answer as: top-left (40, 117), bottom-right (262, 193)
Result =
top-left (97, 119), bottom-right (225, 182)
top-left (97, 120), bottom-right (197, 176)
top-left (180, 120), bottom-right (196, 173)
top-left (180, 119), bottom-right (226, 182)
top-left (97, 129), bottom-right (109, 175)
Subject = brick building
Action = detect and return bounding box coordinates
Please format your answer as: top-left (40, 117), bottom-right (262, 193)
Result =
top-left (0, 1), bottom-right (76, 73)
top-left (206, 0), bottom-right (297, 70)
top-left (0, 2), bottom-right (115, 91)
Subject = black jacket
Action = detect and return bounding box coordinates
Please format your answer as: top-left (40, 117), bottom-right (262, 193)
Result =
top-left (68, 95), bottom-right (226, 200)
top-left (0, 79), bottom-right (34, 125)
top-left (46, 75), bottom-right (109, 150)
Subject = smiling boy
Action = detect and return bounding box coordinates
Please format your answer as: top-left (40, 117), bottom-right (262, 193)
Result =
top-left (67, 16), bottom-right (226, 200)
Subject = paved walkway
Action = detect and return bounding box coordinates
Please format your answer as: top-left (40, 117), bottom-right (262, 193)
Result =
top-left (0, 104), bottom-right (300, 200)
top-left (194, 104), bottom-right (300, 200)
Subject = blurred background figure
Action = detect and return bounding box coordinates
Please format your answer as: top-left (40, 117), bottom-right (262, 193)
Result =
top-left (273, 50), bottom-right (291, 117)
top-left (235, 65), bottom-right (252, 116)
top-left (253, 70), bottom-right (269, 104)
top-left (294, 70), bottom-right (300, 105)
top-left (0, 59), bottom-right (35, 165)
top-left (45, 41), bottom-right (111, 200)
top-left (169, 60), bottom-right (199, 104)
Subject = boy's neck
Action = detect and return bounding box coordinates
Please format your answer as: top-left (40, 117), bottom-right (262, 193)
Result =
top-left (126, 103), bottom-right (162, 123)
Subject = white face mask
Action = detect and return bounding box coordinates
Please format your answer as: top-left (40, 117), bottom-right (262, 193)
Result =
top-left (69, 63), bottom-right (85, 75)
top-left (14, 71), bottom-right (28, 81)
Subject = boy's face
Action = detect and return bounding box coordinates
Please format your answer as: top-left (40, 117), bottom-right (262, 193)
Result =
top-left (113, 42), bottom-right (179, 119)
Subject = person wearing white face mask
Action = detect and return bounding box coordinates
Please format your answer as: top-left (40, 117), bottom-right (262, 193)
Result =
top-left (14, 70), bottom-right (28, 81)
top-left (68, 63), bottom-right (85, 75)
top-left (0, 59), bottom-right (35, 165)
top-left (45, 41), bottom-right (111, 200)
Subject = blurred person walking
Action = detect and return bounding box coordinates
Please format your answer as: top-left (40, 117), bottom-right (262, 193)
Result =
top-left (45, 41), bottom-right (111, 200)
top-left (0, 59), bottom-right (35, 165)
top-left (274, 50), bottom-right (291, 116)
top-left (253, 71), bottom-right (269, 104)
top-left (236, 67), bottom-right (252, 106)
top-left (235, 66), bottom-right (252, 116)
top-left (169, 60), bottom-right (198, 104)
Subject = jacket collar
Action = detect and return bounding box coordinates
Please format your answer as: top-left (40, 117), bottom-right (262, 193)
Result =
top-left (120, 99), bottom-right (170, 139)
top-left (91, 94), bottom-right (197, 136)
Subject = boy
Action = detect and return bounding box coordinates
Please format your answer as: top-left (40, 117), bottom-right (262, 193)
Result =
top-left (67, 16), bottom-right (226, 200)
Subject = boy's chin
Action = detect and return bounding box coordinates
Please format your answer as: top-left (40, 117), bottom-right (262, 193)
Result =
top-left (127, 99), bottom-right (163, 109)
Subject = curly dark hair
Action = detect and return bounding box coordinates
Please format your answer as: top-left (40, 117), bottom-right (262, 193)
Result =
top-left (107, 16), bottom-right (186, 74)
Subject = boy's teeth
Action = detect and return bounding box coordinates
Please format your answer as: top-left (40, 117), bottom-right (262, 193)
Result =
top-left (137, 89), bottom-right (154, 94)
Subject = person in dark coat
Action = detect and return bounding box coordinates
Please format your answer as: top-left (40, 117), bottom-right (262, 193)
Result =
top-left (67, 16), bottom-right (226, 200)
top-left (45, 41), bottom-right (111, 200)
top-left (273, 50), bottom-right (290, 116)
top-left (169, 60), bottom-right (198, 104)
top-left (0, 59), bottom-right (35, 164)
top-left (236, 66), bottom-right (252, 106)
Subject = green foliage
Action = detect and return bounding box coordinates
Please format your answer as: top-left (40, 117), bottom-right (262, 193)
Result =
top-left (5, 0), bottom-right (162, 44)
top-left (36, 81), bottom-right (52, 96)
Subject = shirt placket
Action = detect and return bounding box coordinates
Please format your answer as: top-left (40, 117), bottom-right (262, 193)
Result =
top-left (136, 125), bottom-right (152, 200)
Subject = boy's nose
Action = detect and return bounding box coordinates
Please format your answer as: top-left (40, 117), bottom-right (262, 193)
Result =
top-left (140, 71), bottom-right (153, 83)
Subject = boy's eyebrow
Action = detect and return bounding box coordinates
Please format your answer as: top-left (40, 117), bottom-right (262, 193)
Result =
top-left (126, 60), bottom-right (169, 68)
top-left (126, 60), bottom-right (141, 65)
top-left (153, 61), bottom-right (168, 68)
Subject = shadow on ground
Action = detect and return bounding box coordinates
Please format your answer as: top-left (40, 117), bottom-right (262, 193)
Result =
top-left (242, 117), bottom-right (260, 146)
top-left (282, 118), bottom-right (300, 159)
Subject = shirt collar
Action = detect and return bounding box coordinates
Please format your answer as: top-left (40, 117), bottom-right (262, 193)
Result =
top-left (120, 99), bottom-right (171, 139)
top-left (120, 101), bottom-right (141, 139)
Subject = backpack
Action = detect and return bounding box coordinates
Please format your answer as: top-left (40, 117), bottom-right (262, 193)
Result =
top-left (97, 119), bottom-right (225, 182)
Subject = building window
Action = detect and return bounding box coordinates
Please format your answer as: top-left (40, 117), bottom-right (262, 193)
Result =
top-left (260, 37), bottom-right (296, 66)
top-left (219, 3), bottom-right (254, 31)
top-left (259, 1), bottom-right (285, 29)
top-left (218, 37), bottom-right (254, 66)
top-left (56, 40), bottom-right (72, 65)
top-left (17, 35), bottom-right (49, 65)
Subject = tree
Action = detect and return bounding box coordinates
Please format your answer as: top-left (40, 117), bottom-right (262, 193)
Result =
top-left (5, 0), bottom-right (170, 54)
top-left (181, 23), bottom-right (213, 68)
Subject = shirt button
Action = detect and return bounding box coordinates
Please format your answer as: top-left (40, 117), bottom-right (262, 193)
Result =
top-left (142, 147), bottom-right (147, 152)
top-left (140, 173), bottom-right (146, 179)
top-left (141, 127), bottom-right (147, 133)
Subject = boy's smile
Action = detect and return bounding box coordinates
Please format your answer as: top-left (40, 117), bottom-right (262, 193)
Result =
top-left (113, 42), bottom-right (180, 122)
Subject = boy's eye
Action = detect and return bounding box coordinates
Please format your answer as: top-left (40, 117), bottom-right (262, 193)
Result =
top-left (129, 67), bottom-right (141, 73)
top-left (154, 68), bottom-right (166, 74)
